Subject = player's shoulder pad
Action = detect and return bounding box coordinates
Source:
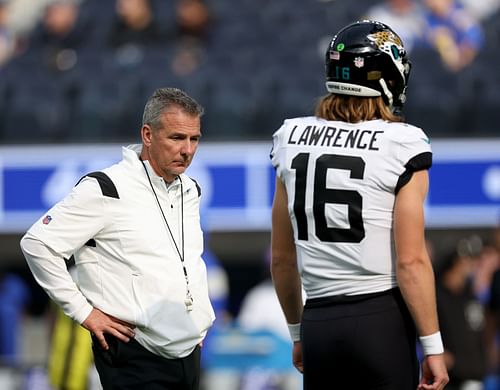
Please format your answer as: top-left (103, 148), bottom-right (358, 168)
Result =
top-left (76, 171), bottom-right (119, 199)
top-left (283, 116), bottom-right (318, 127)
top-left (387, 121), bottom-right (429, 142)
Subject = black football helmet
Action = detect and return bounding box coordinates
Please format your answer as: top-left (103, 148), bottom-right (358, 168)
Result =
top-left (325, 20), bottom-right (411, 112)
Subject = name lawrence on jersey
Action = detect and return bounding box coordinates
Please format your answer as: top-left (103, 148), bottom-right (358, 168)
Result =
top-left (287, 124), bottom-right (383, 151)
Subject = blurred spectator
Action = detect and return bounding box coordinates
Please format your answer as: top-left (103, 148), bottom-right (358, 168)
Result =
top-left (106, 0), bottom-right (170, 72)
top-left (0, 0), bottom-right (16, 67)
top-left (458, 0), bottom-right (500, 21)
top-left (485, 225), bottom-right (500, 386)
top-left (169, 0), bottom-right (212, 77)
top-left (364, 0), bottom-right (426, 53)
top-left (0, 271), bottom-right (30, 364)
top-left (494, 224), bottom-right (500, 253)
top-left (238, 278), bottom-right (289, 342)
top-left (237, 248), bottom-right (289, 340)
top-left (236, 249), bottom-right (303, 390)
top-left (0, 0), bottom-right (498, 142)
top-left (0, 0), bottom-right (87, 143)
top-left (26, 0), bottom-right (90, 73)
top-left (201, 238), bottom-right (230, 367)
top-left (170, 39), bottom-right (205, 77)
top-left (175, 0), bottom-right (211, 44)
top-left (5, 0), bottom-right (51, 40)
top-left (422, 0), bottom-right (485, 72)
top-left (474, 239), bottom-right (500, 305)
top-left (108, 0), bottom-right (166, 49)
top-left (435, 237), bottom-right (488, 390)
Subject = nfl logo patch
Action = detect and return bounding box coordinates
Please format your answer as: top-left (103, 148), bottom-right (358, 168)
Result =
top-left (354, 57), bottom-right (364, 68)
top-left (330, 51), bottom-right (340, 60)
top-left (42, 215), bottom-right (52, 225)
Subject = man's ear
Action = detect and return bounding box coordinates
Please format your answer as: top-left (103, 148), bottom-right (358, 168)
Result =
top-left (141, 124), bottom-right (152, 147)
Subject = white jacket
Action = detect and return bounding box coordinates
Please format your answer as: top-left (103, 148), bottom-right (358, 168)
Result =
top-left (20, 145), bottom-right (215, 358)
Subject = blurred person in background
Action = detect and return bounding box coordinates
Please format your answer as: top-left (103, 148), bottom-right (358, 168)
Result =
top-left (108, 0), bottom-right (166, 50)
top-left (20, 87), bottom-right (215, 390)
top-left (200, 230), bottom-right (230, 366)
top-left (435, 237), bottom-right (488, 390)
top-left (0, 0), bottom-right (16, 67)
top-left (485, 224), bottom-right (500, 389)
top-left (106, 0), bottom-right (168, 71)
top-left (458, 0), bottom-right (500, 21)
top-left (170, 0), bottom-right (212, 77)
top-left (237, 247), bottom-right (303, 390)
top-left (238, 248), bottom-right (291, 341)
top-left (0, 269), bottom-right (29, 365)
top-left (0, 0), bottom-right (90, 143)
top-left (421, 0), bottom-right (485, 72)
top-left (174, 0), bottom-right (211, 45)
top-left (23, 0), bottom-right (90, 73)
top-left (3, 0), bottom-right (50, 45)
top-left (364, 0), bottom-right (426, 53)
top-left (473, 237), bottom-right (500, 306)
top-left (270, 20), bottom-right (448, 390)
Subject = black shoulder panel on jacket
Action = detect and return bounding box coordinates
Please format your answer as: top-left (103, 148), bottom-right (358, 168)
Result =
top-left (76, 171), bottom-right (119, 199)
top-left (190, 177), bottom-right (202, 197)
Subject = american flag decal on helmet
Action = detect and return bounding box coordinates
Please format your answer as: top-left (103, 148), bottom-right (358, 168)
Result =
top-left (330, 51), bottom-right (340, 60)
top-left (42, 215), bottom-right (52, 225)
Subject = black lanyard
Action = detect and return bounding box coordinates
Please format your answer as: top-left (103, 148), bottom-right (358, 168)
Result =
top-left (140, 159), bottom-right (193, 311)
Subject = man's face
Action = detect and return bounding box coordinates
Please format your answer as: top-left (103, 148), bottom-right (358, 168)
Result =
top-left (143, 108), bottom-right (201, 182)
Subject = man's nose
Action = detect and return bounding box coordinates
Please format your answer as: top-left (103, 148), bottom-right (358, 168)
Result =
top-left (180, 140), bottom-right (195, 155)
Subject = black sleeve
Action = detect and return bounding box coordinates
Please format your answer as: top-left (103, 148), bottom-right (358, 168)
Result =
top-left (395, 152), bottom-right (432, 194)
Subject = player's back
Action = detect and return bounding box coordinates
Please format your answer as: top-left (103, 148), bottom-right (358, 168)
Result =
top-left (270, 116), bottom-right (432, 298)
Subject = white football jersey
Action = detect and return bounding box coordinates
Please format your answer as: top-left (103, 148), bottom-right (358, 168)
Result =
top-left (271, 116), bottom-right (432, 298)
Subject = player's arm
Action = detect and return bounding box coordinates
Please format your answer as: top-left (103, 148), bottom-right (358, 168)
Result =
top-left (271, 177), bottom-right (304, 372)
top-left (394, 170), bottom-right (437, 336)
top-left (393, 169), bottom-right (448, 389)
top-left (271, 177), bottom-right (303, 325)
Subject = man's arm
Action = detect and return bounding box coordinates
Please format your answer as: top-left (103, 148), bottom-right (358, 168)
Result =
top-left (271, 178), bottom-right (304, 372)
top-left (20, 235), bottom-right (93, 323)
top-left (393, 169), bottom-right (448, 389)
top-left (271, 178), bottom-right (302, 325)
top-left (21, 234), bottom-right (136, 349)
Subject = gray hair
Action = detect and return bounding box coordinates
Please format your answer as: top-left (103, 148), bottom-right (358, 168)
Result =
top-left (142, 87), bottom-right (204, 130)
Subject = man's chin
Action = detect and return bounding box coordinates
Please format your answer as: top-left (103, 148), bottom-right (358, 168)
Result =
top-left (171, 166), bottom-right (188, 175)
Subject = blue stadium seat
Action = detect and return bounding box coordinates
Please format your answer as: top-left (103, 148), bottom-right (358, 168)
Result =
top-left (0, 50), bottom-right (81, 143)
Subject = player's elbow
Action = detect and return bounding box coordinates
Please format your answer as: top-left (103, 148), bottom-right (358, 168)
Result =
top-left (397, 253), bottom-right (433, 278)
top-left (20, 233), bottom-right (32, 256)
top-left (271, 251), bottom-right (297, 276)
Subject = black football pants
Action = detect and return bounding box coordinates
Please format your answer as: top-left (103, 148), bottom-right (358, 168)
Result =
top-left (92, 334), bottom-right (200, 390)
top-left (301, 288), bottom-right (419, 390)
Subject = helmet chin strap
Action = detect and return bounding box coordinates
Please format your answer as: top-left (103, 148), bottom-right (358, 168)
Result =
top-left (378, 78), bottom-right (394, 110)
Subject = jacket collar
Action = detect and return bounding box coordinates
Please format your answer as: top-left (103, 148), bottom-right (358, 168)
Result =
top-left (122, 145), bottom-right (182, 189)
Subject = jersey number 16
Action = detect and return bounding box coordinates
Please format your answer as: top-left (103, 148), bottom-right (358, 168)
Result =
top-left (291, 153), bottom-right (365, 243)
